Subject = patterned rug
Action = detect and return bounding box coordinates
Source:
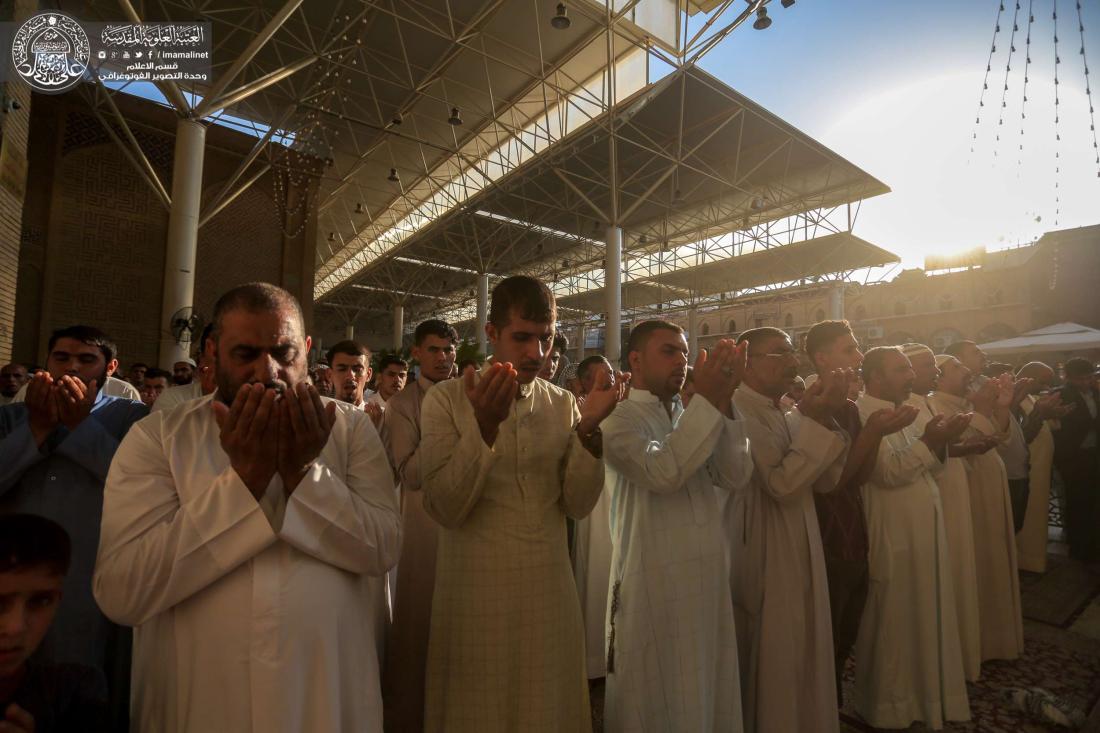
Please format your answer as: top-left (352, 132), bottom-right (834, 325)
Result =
top-left (839, 620), bottom-right (1100, 731)
top-left (1021, 555), bottom-right (1100, 628)
top-left (591, 555), bottom-right (1100, 732)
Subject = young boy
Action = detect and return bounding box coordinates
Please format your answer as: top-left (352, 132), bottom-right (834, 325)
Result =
top-left (0, 514), bottom-right (106, 732)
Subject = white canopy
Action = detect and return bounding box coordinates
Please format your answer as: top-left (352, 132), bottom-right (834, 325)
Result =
top-left (979, 322), bottom-right (1100, 355)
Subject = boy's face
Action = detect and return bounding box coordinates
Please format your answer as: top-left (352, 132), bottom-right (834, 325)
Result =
top-left (0, 567), bottom-right (63, 676)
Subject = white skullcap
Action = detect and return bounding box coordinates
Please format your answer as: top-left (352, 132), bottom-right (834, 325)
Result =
top-left (176, 357), bottom-right (197, 367)
top-left (900, 342), bottom-right (933, 357)
top-left (934, 354), bottom-right (957, 368)
top-left (804, 373), bottom-right (819, 388)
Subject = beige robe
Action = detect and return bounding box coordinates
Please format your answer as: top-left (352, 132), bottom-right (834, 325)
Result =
top-left (853, 393), bottom-right (969, 730)
top-left (731, 386), bottom-right (847, 733)
top-left (420, 375), bottom-right (603, 733)
top-left (907, 393), bottom-right (982, 681)
top-left (572, 483), bottom-right (612, 679)
top-left (379, 374), bottom-right (440, 731)
top-left (94, 395), bottom-right (402, 732)
top-left (1017, 395), bottom-right (1054, 573)
top-left (930, 392), bottom-right (1024, 662)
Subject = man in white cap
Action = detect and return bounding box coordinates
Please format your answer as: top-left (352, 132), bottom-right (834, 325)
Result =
top-left (171, 357), bottom-right (196, 386)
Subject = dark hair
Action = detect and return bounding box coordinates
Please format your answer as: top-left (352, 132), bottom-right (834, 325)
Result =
top-left (326, 340), bottom-right (370, 366)
top-left (943, 340), bottom-right (978, 359)
top-left (198, 322), bottom-right (215, 352)
top-left (212, 283), bottom-right (303, 341)
top-left (0, 514), bottom-right (71, 576)
top-left (457, 358), bottom-right (481, 373)
top-left (489, 276), bottom-right (555, 329)
top-left (47, 325), bottom-right (117, 364)
top-left (414, 319), bottom-right (458, 346)
top-left (552, 333), bottom-right (569, 353)
top-left (577, 355), bottom-right (611, 384)
top-left (378, 355), bottom-right (409, 372)
top-left (129, 362), bottom-right (148, 371)
top-left (861, 346), bottom-right (903, 385)
top-left (143, 367), bottom-right (172, 382)
top-left (804, 320), bottom-right (853, 366)
top-left (1064, 357), bottom-right (1096, 378)
top-left (736, 326), bottom-right (790, 348)
top-left (626, 320), bottom-right (683, 357)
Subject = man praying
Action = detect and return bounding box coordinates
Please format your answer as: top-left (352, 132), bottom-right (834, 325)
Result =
top-left (93, 283), bottom-right (401, 732)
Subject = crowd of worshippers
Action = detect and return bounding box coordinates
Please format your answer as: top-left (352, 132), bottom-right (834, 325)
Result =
top-left (1, 277), bottom-right (1098, 733)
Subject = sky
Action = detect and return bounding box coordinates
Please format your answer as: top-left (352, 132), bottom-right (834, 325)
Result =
top-left (696, 0), bottom-right (1100, 270)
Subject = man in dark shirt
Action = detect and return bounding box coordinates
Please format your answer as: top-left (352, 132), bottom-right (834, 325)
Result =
top-left (803, 320), bottom-right (917, 706)
top-left (0, 514), bottom-right (107, 732)
top-left (0, 326), bottom-right (147, 731)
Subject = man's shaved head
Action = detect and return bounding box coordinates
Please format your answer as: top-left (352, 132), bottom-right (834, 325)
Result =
top-left (212, 282), bottom-right (304, 341)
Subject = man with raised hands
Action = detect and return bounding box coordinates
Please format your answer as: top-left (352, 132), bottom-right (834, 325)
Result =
top-left (419, 276), bottom-right (623, 733)
top-left (601, 320), bottom-right (752, 732)
top-left (94, 283), bottom-right (401, 732)
top-left (852, 346), bottom-right (972, 730)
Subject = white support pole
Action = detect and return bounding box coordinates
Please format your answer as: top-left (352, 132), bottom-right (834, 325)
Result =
top-left (345, 324), bottom-right (355, 340)
top-left (688, 307), bottom-right (699, 358)
top-left (476, 272), bottom-right (489, 357)
top-left (576, 323), bottom-right (586, 361)
top-left (159, 119), bottom-right (206, 368)
top-left (605, 226), bottom-right (623, 365)
top-left (829, 284), bottom-right (845, 321)
top-left (393, 305), bottom-right (404, 351)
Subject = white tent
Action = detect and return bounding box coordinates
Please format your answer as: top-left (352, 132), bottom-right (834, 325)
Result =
top-left (979, 322), bottom-right (1100, 355)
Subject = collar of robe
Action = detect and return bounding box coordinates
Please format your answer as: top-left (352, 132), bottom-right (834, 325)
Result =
top-left (932, 389), bottom-right (970, 414)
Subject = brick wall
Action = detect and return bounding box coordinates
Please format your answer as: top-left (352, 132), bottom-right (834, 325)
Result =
top-left (11, 91), bottom-right (317, 368)
top-left (0, 0), bottom-right (38, 364)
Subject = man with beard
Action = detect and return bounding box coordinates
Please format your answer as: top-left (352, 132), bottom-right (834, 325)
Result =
top-left (730, 328), bottom-right (853, 732)
top-left (154, 326), bottom-right (217, 413)
top-left (125, 362), bottom-right (147, 390)
top-left (94, 283), bottom-right (401, 732)
top-left (171, 358), bottom-right (196, 386)
top-left (0, 325), bottom-right (148, 729)
top-left (931, 356), bottom-right (1024, 664)
top-left (853, 347), bottom-right (972, 730)
top-left (804, 321), bottom-right (915, 708)
top-left (902, 345), bottom-right (990, 681)
top-left (420, 276), bottom-right (623, 732)
top-left (602, 321), bottom-right (751, 732)
top-left (0, 363), bottom-right (29, 405)
top-left (327, 340), bottom-right (384, 428)
top-left (381, 319), bottom-right (458, 731)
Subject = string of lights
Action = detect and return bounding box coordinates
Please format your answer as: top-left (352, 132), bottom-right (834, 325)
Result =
top-left (1075, 0), bottom-right (1100, 177)
top-left (1018, 0), bottom-right (1035, 168)
top-left (971, 2), bottom-right (1005, 156)
top-left (1053, 0), bottom-right (1061, 225)
top-left (995, 1), bottom-right (1022, 157)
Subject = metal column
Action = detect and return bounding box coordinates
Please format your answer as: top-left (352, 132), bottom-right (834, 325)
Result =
top-left (688, 307), bottom-right (699, 358)
top-left (605, 226), bottom-right (622, 365)
top-left (829, 284), bottom-right (845, 321)
top-left (576, 323), bottom-right (586, 361)
top-left (393, 305), bottom-right (404, 351)
top-left (344, 324), bottom-right (355, 340)
top-left (159, 119), bottom-right (206, 367)
top-left (476, 272), bottom-right (489, 357)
